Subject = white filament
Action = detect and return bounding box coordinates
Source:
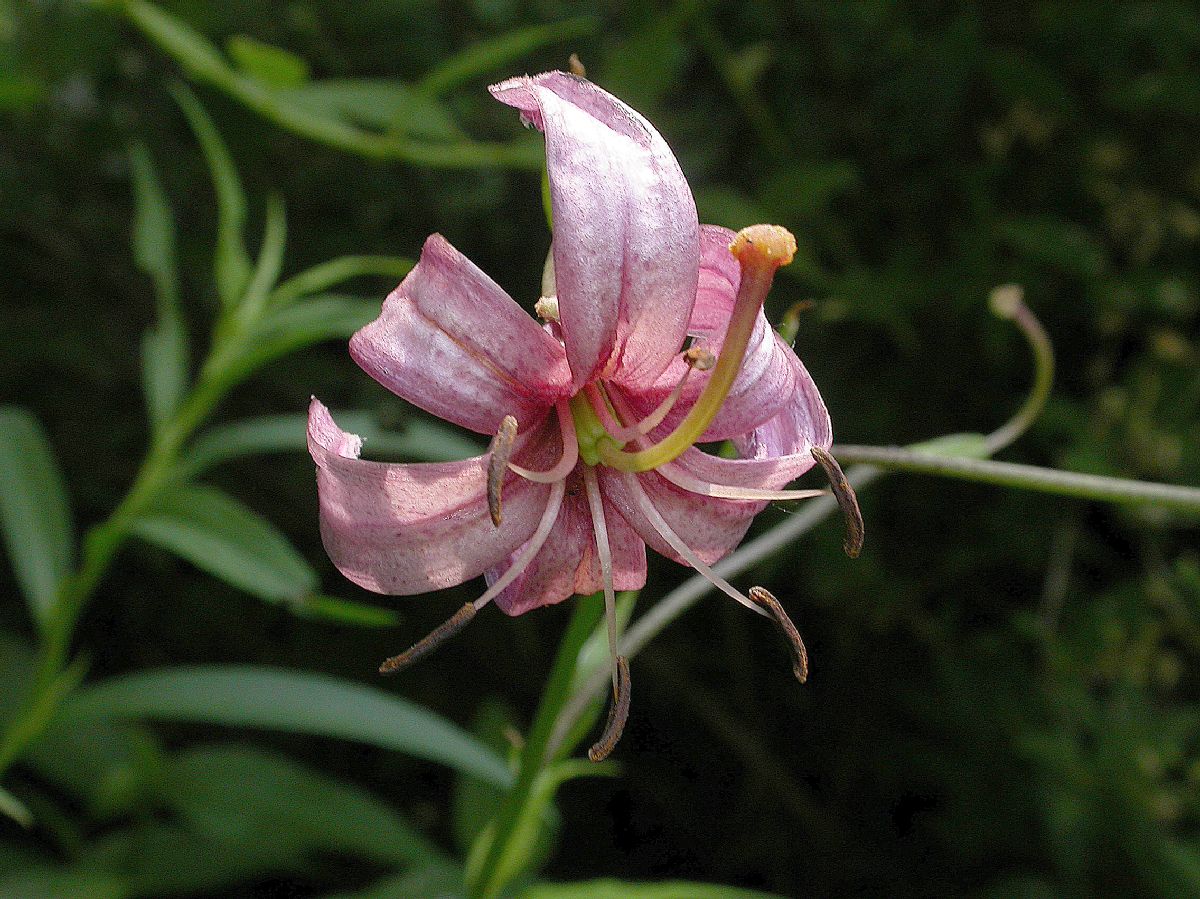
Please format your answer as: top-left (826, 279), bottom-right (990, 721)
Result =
top-left (624, 472), bottom-right (769, 618)
top-left (509, 399), bottom-right (579, 484)
top-left (583, 465), bottom-right (621, 694)
top-left (473, 477), bottom-right (566, 611)
top-left (658, 461), bottom-right (828, 502)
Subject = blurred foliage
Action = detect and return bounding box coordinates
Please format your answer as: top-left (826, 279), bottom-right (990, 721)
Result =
top-left (2, 0), bottom-right (1199, 897)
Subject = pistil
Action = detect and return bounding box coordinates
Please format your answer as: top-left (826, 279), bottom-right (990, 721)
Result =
top-left (597, 225), bottom-right (797, 473)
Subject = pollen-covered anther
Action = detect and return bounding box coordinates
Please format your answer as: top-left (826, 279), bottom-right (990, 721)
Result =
top-left (487, 415), bottom-right (519, 527)
top-left (729, 224), bottom-right (798, 268)
top-left (684, 345), bottom-right (715, 371)
top-left (379, 602), bottom-right (477, 674)
top-left (534, 295), bottom-right (560, 322)
top-left (748, 586), bottom-right (809, 683)
top-left (589, 655), bottom-right (631, 762)
top-left (810, 446), bottom-right (864, 558)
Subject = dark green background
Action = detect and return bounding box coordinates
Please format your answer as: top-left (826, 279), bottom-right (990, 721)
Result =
top-left (3, 1), bottom-right (1200, 896)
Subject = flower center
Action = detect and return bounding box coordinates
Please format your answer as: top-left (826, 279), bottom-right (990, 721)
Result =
top-left (574, 224), bottom-right (797, 473)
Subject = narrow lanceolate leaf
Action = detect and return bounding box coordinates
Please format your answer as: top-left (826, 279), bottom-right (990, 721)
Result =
top-left (128, 483), bottom-right (315, 603)
top-left (128, 142), bottom-right (188, 430)
top-left (181, 411), bottom-right (483, 477)
top-left (237, 191), bottom-right (287, 322)
top-left (62, 666), bottom-right (513, 787)
top-left (0, 784), bottom-right (32, 828)
top-left (171, 83), bottom-right (252, 307)
top-left (0, 407), bottom-right (74, 629)
top-left (225, 35), bottom-right (310, 89)
top-left (267, 254), bottom-right (413, 309)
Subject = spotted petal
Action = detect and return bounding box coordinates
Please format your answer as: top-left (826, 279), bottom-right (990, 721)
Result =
top-left (484, 471), bottom-right (647, 616)
top-left (308, 399), bottom-right (559, 595)
top-left (490, 72), bottom-right (699, 392)
top-left (350, 234), bottom-right (571, 436)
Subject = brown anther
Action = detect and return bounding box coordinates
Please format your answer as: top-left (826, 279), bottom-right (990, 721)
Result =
top-left (588, 655), bottom-right (631, 762)
top-left (568, 53), bottom-right (587, 78)
top-left (748, 586), bottom-right (809, 683)
top-left (684, 346), bottom-right (716, 371)
top-left (487, 415), bottom-right (519, 527)
top-left (379, 602), bottom-right (476, 674)
top-left (810, 446), bottom-right (864, 558)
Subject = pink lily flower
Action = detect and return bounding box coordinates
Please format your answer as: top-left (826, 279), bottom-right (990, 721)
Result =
top-left (308, 71), bottom-right (858, 760)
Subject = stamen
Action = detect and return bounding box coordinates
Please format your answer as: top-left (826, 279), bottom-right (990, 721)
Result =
top-left (378, 478), bottom-right (567, 674)
top-left (379, 603), bottom-right (476, 674)
top-left (605, 347), bottom-right (716, 443)
top-left (810, 446), bottom-right (864, 558)
top-left (508, 399), bottom-right (579, 483)
top-left (624, 472), bottom-right (770, 619)
top-left (583, 465), bottom-right (631, 761)
top-left (588, 655), bottom-right (631, 763)
top-left (747, 586), bottom-right (809, 683)
top-left (487, 415), bottom-right (519, 526)
top-left (475, 478), bottom-right (567, 611)
top-left (658, 462), bottom-right (829, 502)
top-left (598, 225), bottom-right (797, 473)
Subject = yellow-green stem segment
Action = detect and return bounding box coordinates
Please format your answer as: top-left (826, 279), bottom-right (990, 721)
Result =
top-left (597, 225), bottom-right (796, 473)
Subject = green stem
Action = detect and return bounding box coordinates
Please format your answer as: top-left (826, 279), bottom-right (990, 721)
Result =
top-left (469, 595), bottom-right (603, 899)
top-left (985, 285), bottom-right (1055, 453)
top-left (830, 445), bottom-right (1200, 512)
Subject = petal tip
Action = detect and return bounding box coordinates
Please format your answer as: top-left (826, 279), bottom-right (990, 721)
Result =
top-left (307, 399), bottom-right (363, 461)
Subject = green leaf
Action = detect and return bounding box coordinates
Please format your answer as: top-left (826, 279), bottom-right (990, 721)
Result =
top-left (323, 865), bottom-right (465, 899)
top-left (62, 665), bottom-right (513, 786)
top-left (995, 215), bottom-right (1107, 279)
top-left (417, 18), bottom-right (597, 97)
top-left (180, 411), bottom-right (483, 478)
top-left (279, 79), bottom-right (463, 141)
top-left (238, 190), bottom-right (287, 321)
top-left (909, 432), bottom-right (991, 459)
top-left (125, 0), bottom-right (228, 83)
top-left (171, 83), bottom-right (252, 307)
top-left (226, 34), bottom-right (310, 89)
top-left (0, 870), bottom-right (127, 899)
top-left (161, 744), bottom-right (444, 867)
top-left (0, 407), bottom-right (74, 629)
top-left (24, 717), bottom-right (163, 820)
top-left (140, 326), bottom-right (188, 435)
top-left (520, 881), bottom-right (786, 899)
top-left (128, 483), bottom-right (316, 602)
top-left (220, 294), bottom-right (379, 389)
top-left (128, 142), bottom-right (188, 430)
top-left (290, 594), bottom-right (400, 628)
top-left (268, 254), bottom-right (413, 309)
top-left (453, 700), bottom-right (519, 857)
top-left (0, 784), bottom-right (32, 828)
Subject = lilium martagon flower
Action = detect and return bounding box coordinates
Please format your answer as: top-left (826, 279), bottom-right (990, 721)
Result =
top-left (308, 70), bottom-right (863, 762)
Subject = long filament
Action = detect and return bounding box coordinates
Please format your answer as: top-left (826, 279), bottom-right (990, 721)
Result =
top-left (582, 466), bottom-right (620, 694)
top-left (508, 399), bottom-right (579, 483)
top-left (657, 462), bottom-right (828, 502)
top-left (623, 472), bottom-right (769, 619)
top-left (473, 477), bottom-right (567, 611)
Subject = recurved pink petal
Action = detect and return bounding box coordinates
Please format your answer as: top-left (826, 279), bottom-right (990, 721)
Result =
top-left (484, 471), bottom-right (647, 616)
top-left (349, 234), bottom-right (571, 436)
top-left (308, 399), bottom-right (559, 595)
top-left (621, 225), bottom-right (798, 440)
top-left (733, 348), bottom-right (833, 459)
top-left (490, 72), bottom-right (699, 391)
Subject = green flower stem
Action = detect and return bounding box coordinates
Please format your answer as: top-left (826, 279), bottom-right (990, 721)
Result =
top-left (830, 446), bottom-right (1200, 512)
top-left (468, 594), bottom-right (604, 899)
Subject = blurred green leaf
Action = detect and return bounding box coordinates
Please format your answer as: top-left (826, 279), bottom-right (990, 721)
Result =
top-left (128, 483), bottom-right (316, 603)
top-left (161, 744), bottom-right (444, 867)
top-left (520, 882), bottom-right (784, 899)
top-left (129, 142), bottom-right (188, 431)
top-left (290, 594), bottom-right (400, 628)
top-left (24, 717), bottom-right (163, 820)
top-left (453, 700), bottom-right (518, 857)
top-left (238, 191), bottom-right (287, 320)
top-left (417, 18), bottom-right (596, 97)
top-left (171, 82), bottom-right (252, 307)
top-left (268, 254), bottom-right (413, 309)
top-left (226, 34), bottom-right (310, 89)
top-left (909, 433), bottom-right (991, 459)
top-left (62, 665), bottom-right (513, 786)
top-left (0, 406), bottom-right (74, 629)
top-left (181, 411), bottom-right (482, 478)
top-left (0, 870), bottom-right (127, 899)
top-left (995, 216), bottom-right (1108, 279)
top-left (324, 864), bottom-right (465, 899)
top-left (0, 784), bottom-right (31, 828)
top-left (280, 80), bottom-right (463, 142)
